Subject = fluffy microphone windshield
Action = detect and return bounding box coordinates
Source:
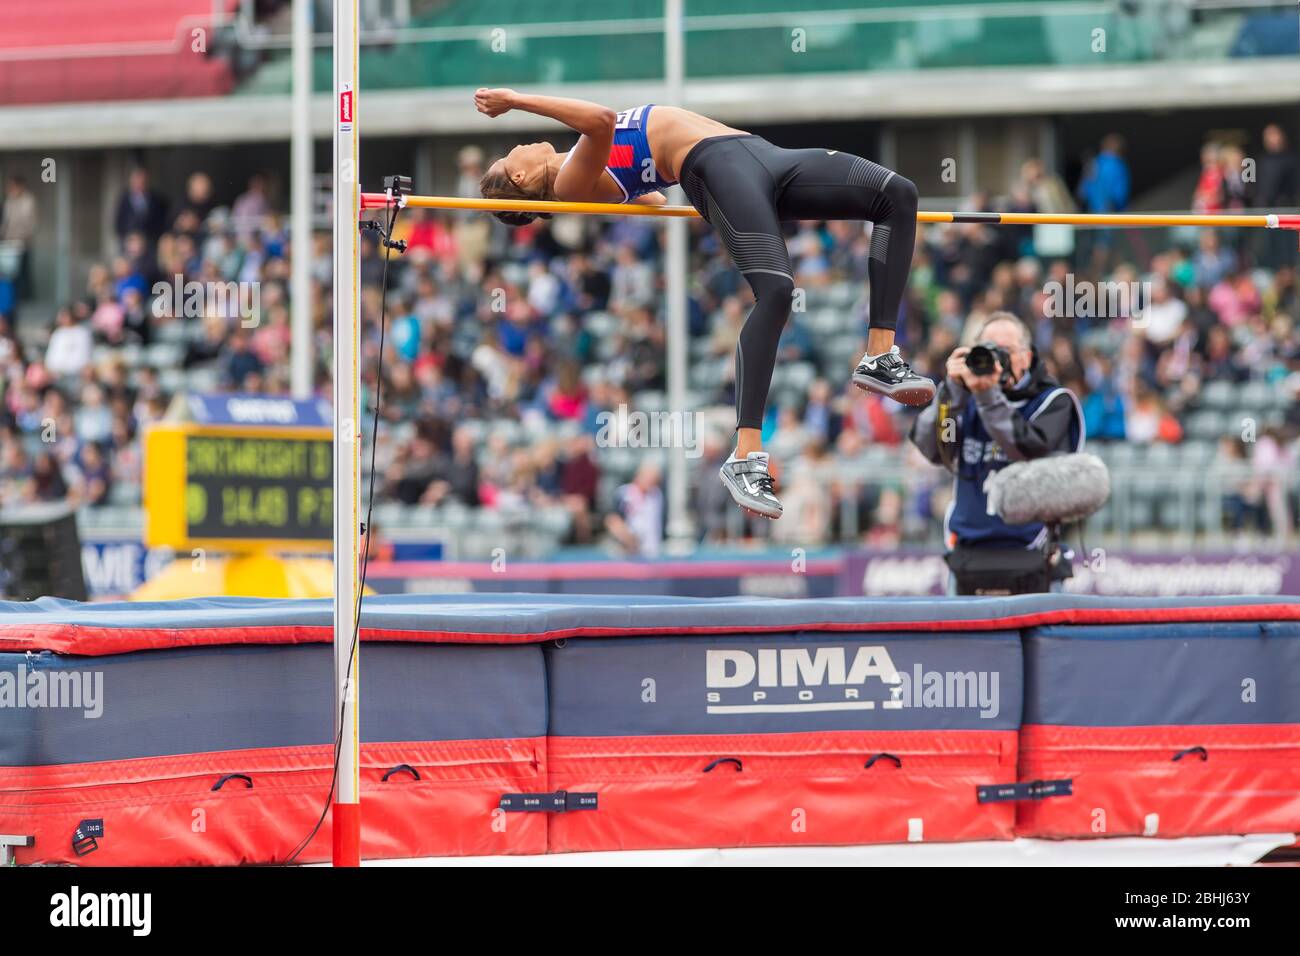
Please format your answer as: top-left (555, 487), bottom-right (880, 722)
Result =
top-left (983, 452), bottom-right (1110, 525)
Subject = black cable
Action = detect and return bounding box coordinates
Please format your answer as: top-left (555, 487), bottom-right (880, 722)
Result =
top-left (286, 196), bottom-right (402, 864)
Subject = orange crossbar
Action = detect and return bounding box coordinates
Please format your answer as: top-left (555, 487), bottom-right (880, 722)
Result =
top-left (361, 193), bottom-right (1300, 230)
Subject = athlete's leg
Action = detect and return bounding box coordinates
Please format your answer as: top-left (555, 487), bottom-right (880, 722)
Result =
top-left (766, 146), bottom-right (934, 405)
top-left (771, 149), bottom-right (918, 340)
top-left (680, 138), bottom-right (794, 518)
top-left (681, 140), bottom-right (796, 438)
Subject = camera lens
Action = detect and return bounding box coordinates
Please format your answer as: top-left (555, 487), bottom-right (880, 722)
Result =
top-left (966, 344), bottom-right (995, 376)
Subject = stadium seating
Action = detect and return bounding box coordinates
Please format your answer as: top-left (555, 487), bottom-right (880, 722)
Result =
top-left (0, 1), bottom-right (236, 105)
top-left (212, 1), bottom-right (1300, 97)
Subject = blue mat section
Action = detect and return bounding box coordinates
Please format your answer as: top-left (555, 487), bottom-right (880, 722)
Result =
top-left (0, 643), bottom-right (545, 766)
top-left (546, 632), bottom-right (1021, 736)
top-left (1024, 622), bottom-right (1300, 727)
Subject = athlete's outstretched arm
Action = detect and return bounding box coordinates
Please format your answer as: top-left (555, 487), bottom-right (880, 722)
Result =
top-left (475, 88), bottom-right (617, 201)
top-left (474, 88), bottom-right (615, 138)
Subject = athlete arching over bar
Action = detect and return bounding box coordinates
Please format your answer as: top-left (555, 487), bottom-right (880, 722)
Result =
top-left (475, 88), bottom-right (934, 519)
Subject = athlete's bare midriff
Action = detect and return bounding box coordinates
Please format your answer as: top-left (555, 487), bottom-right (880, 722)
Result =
top-left (646, 106), bottom-right (749, 183)
top-left (574, 105), bottom-right (747, 203)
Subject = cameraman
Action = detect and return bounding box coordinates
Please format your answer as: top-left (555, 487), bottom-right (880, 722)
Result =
top-left (909, 312), bottom-right (1083, 593)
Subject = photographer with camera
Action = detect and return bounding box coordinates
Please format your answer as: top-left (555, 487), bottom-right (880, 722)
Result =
top-left (910, 312), bottom-right (1085, 594)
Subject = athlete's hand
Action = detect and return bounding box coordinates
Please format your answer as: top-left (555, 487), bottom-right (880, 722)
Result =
top-left (474, 88), bottom-right (516, 117)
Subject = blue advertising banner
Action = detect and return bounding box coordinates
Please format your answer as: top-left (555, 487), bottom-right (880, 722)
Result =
top-left (840, 550), bottom-right (1300, 598)
top-left (186, 393), bottom-right (332, 427)
top-left (81, 540), bottom-right (174, 598)
top-left (77, 540), bottom-right (1299, 600)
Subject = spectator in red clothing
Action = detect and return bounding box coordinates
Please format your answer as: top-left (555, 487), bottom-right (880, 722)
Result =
top-left (1126, 385), bottom-right (1182, 444)
top-left (1191, 143), bottom-right (1224, 214)
top-left (863, 393), bottom-right (902, 445)
top-left (841, 389), bottom-right (901, 446)
top-left (545, 361), bottom-right (588, 421)
top-left (400, 208), bottom-right (457, 262)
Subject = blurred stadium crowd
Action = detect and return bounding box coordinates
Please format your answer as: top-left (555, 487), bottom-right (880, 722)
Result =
top-left (1, 125), bottom-right (1298, 556)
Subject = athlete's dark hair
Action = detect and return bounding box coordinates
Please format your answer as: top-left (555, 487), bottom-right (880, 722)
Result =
top-left (479, 162), bottom-right (554, 227)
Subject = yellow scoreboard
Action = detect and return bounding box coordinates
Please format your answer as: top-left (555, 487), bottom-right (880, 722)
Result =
top-left (144, 423), bottom-right (333, 551)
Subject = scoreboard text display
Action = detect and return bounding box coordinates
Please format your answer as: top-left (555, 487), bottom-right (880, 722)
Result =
top-left (144, 424), bottom-right (333, 551)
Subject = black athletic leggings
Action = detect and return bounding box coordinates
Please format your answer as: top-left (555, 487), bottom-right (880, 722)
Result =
top-left (678, 134), bottom-right (917, 431)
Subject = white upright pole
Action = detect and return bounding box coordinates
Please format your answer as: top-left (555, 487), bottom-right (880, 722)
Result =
top-left (331, 0), bottom-right (361, 868)
top-left (54, 153), bottom-right (72, 306)
top-left (291, 0), bottom-right (313, 399)
top-left (664, 0), bottom-right (693, 546)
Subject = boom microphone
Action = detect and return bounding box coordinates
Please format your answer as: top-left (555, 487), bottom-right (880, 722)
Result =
top-left (982, 452), bottom-right (1110, 526)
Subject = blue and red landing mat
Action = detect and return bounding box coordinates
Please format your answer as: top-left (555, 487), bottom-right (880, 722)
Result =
top-left (2, 593), bottom-right (1298, 865)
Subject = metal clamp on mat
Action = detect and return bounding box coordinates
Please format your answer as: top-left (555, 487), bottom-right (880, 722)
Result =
top-left (976, 779), bottom-right (1073, 804)
top-left (499, 791), bottom-right (598, 813)
top-left (0, 833), bottom-right (34, 866)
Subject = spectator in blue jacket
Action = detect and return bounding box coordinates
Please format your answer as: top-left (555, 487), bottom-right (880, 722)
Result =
top-left (1083, 380), bottom-right (1127, 442)
top-left (1078, 134), bottom-right (1131, 213)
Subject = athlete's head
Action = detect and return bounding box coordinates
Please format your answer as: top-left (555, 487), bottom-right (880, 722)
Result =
top-left (480, 142), bottom-right (557, 226)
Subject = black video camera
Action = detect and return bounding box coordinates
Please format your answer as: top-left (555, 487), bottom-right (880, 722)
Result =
top-left (383, 174), bottom-right (413, 197)
top-left (965, 341), bottom-right (1012, 380)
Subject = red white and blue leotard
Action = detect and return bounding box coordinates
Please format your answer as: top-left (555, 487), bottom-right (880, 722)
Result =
top-left (588, 104), bottom-right (677, 201)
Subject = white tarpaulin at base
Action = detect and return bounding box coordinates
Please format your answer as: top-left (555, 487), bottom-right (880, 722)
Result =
top-left (359, 833), bottom-right (1294, 867)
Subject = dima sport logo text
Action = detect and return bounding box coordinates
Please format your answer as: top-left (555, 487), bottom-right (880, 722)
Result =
top-left (705, 645), bottom-right (1000, 718)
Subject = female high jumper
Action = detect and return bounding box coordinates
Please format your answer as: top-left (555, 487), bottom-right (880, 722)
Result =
top-left (475, 88), bottom-right (934, 519)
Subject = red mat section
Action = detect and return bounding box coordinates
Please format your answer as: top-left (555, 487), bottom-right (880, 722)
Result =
top-left (1018, 724), bottom-right (1300, 839)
